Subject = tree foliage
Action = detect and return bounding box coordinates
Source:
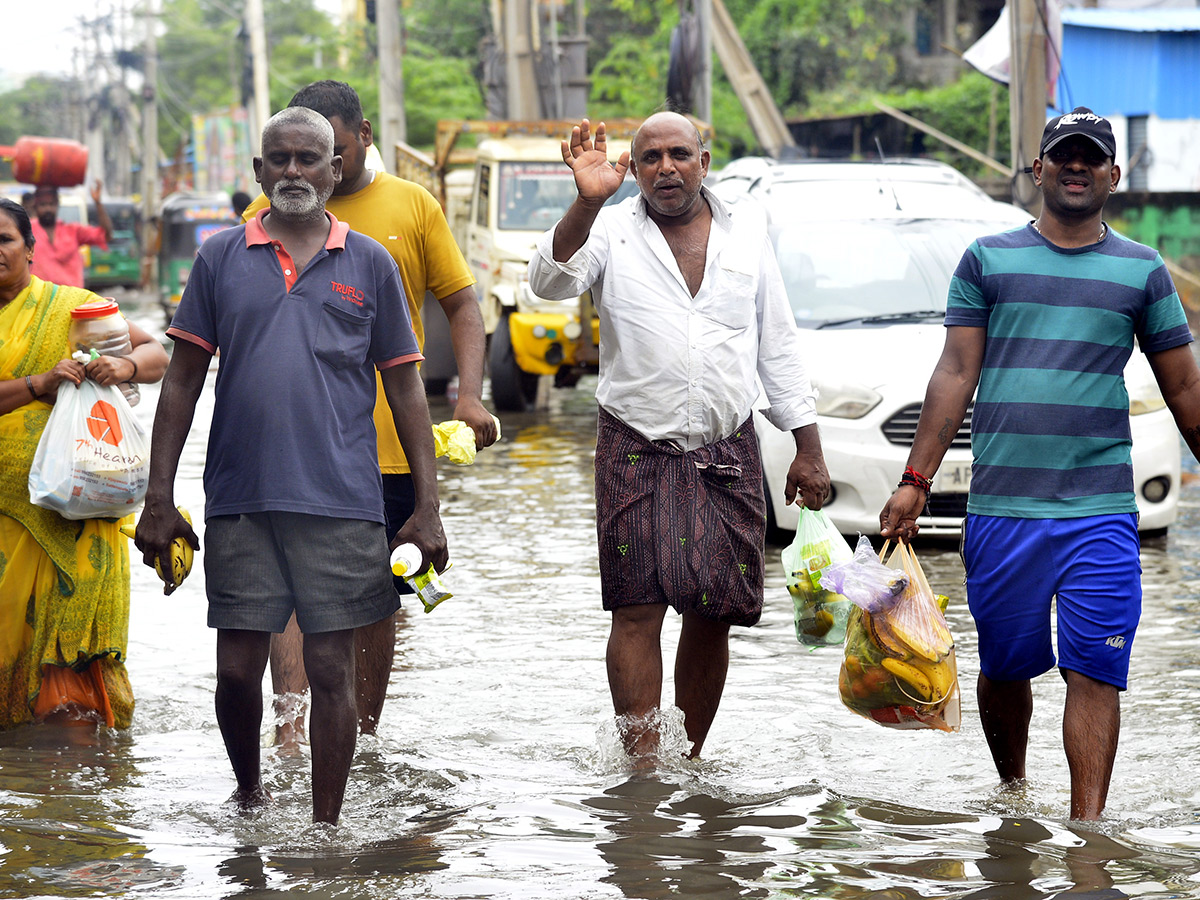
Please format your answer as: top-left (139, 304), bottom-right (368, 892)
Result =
top-left (155, 0), bottom-right (344, 157)
top-left (582, 0), bottom-right (920, 159)
top-left (0, 0), bottom-right (1002, 179)
top-left (152, 0), bottom-right (485, 154)
top-left (881, 71), bottom-right (1011, 178)
top-left (0, 76), bottom-right (78, 148)
top-left (724, 0), bottom-right (917, 115)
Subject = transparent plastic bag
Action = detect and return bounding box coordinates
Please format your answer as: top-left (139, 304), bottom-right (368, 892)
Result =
top-left (829, 538), bottom-right (961, 732)
top-left (28, 379), bottom-right (149, 520)
top-left (781, 508), bottom-right (854, 645)
top-left (819, 534), bottom-right (909, 614)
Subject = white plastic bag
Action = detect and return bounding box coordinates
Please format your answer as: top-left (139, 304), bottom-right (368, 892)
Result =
top-left (28, 378), bottom-right (149, 520)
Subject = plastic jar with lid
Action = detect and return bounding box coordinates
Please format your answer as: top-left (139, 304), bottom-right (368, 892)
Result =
top-left (67, 298), bottom-right (140, 406)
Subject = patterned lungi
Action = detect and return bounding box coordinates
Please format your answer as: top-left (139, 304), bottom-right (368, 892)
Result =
top-left (594, 407), bottom-right (767, 626)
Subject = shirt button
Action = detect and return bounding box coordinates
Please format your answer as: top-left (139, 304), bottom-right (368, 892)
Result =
top-left (284, 269), bottom-right (292, 275)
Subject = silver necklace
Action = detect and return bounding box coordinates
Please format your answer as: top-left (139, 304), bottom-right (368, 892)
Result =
top-left (1033, 220), bottom-right (1106, 242)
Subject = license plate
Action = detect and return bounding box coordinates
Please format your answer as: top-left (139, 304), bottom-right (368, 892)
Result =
top-left (935, 462), bottom-right (971, 492)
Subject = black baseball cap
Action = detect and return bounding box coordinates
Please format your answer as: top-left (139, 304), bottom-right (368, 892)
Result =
top-left (1039, 106), bottom-right (1116, 159)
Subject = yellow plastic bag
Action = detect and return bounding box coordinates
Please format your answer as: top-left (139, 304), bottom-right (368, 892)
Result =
top-left (432, 416), bottom-right (502, 466)
top-left (831, 538), bottom-right (961, 732)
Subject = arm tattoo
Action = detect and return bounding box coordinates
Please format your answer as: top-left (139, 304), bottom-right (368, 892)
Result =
top-left (1184, 424), bottom-right (1200, 449)
top-left (937, 417), bottom-right (953, 447)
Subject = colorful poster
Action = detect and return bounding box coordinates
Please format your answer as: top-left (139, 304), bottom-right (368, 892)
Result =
top-left (192, 109), bottom-right (255, 195)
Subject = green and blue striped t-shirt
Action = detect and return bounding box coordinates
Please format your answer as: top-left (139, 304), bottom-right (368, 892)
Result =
top-left (945, 223), bottom-right (1192, 518)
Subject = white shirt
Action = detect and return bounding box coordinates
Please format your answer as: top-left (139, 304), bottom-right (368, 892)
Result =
top-left (527, 187), bottom-right (817, 451)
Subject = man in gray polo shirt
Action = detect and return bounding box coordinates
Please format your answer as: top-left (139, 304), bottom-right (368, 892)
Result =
top-left (133, 107), bottom-right (447, 825)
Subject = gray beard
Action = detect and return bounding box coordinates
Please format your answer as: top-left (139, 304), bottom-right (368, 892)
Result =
top-left (269, 180), bottom-right (329, 220)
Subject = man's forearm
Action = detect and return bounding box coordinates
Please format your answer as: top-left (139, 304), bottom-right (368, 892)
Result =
top-left (904, 325), bottom-right (984, 478)
top-left (439, 288), bottom-right (487, 403)
top-left (381, 363), bottom-right (439, 507)
top-left (95, 202), bottom-right (113, 242)
top-left (145, 360), bottom-right (206, 504)
top-left (551, 198), bottom-right (604, 261)
top-left (906, 372), bottom-right (973, 477)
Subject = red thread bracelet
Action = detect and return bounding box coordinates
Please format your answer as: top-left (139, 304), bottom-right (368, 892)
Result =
top-left (899, 465), bottom-right (932, 493)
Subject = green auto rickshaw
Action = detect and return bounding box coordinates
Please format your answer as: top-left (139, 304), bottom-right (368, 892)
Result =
top-left (157, 191), bottom-right (239, 325)
top-left (85, 197), bottom-right (142, 290)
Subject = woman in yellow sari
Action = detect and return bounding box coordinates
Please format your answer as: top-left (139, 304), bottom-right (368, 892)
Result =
top-left (0, 197), bottom-right (167, 729)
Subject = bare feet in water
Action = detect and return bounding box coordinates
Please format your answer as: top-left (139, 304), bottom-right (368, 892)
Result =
top-left (227, 784), bottom-right (272, 813)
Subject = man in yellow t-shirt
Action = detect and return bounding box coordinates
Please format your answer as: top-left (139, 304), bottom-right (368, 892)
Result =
top-left (243, 81), bottom-right (498, 740)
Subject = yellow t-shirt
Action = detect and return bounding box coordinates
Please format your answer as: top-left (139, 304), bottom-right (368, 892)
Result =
top-left (243, 173), bottom-right (474, 472)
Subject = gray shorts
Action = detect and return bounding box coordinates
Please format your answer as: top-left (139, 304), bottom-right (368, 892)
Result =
top-left (204, 512), bottom-right (400, 634)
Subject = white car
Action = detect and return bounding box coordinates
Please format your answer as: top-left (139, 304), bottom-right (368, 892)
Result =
top-left (708, 158), bottom-right (1180, 537)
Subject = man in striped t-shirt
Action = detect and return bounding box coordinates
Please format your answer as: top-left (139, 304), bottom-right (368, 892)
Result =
top-left (879, 107), bottom-right (1200, 820)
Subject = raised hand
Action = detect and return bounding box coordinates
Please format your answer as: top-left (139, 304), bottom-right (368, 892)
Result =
top-left (561, 119), bottom-right (630, 207)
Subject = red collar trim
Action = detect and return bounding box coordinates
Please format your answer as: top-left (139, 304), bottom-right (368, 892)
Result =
top-left (245, 208), bottom-right (349, 249)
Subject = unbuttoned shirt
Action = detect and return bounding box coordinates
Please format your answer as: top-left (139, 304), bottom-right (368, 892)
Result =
top-left (527, 187), bottom-right (816, 451)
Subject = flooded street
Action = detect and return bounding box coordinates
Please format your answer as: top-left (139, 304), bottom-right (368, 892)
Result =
top-left (4, 294), bottom-right (1200, 899)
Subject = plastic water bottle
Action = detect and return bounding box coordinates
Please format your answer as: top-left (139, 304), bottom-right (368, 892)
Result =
top-left (67, 298), bottom-right (140, 407)
top-left (389, 543), bottom-right (453, 613)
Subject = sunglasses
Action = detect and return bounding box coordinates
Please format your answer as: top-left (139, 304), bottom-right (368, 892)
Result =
top-left (1045, 145), bottom-right (1110, 166)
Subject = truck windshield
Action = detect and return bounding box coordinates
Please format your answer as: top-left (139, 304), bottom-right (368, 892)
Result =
top-left (498, 162), bottom-right (638, 231)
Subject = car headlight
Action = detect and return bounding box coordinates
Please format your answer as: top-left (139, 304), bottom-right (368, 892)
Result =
top-left (814, 379), bottom-right (882, 419)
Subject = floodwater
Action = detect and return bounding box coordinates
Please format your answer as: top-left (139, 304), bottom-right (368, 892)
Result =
top-left (4, 295), bottom-right (1200, 899)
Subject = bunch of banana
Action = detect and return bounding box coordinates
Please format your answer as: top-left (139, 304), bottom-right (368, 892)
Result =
top-left (880, 654), bottom-right (957, 706)
top-left (119, 506), bottom-right (195, 589)
top-left (862, 598), bottom-right (952, 663)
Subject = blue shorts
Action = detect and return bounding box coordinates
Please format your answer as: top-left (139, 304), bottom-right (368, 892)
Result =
top-left (961, 513), bottom-right (1141, 690)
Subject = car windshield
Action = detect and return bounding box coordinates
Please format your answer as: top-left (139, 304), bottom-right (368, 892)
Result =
top-left (498, 162), bottom-right (638, 231)
top-left (772, 217), bottom-right (1023, 327)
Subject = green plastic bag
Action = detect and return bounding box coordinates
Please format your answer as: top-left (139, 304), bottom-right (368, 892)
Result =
top-left (781, 508), bottom-right (854, 646)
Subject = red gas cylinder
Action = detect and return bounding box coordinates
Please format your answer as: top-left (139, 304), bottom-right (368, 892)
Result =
top-left (0, 136), bottom-right (89, 187)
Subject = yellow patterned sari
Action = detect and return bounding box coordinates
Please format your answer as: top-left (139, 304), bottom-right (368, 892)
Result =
top-left (0, 276), bottom-right (133, 729)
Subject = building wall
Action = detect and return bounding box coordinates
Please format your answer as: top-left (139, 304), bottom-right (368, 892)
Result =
top-left (1109, 192), bottom-right (1200, 261)
top-left (1143, 116), bottom-right (1200, 191)
top-left (1106, 114), bottom-right (1200, 192)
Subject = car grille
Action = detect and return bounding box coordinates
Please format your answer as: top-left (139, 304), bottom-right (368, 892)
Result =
top-left (882, 402), bottom-right (973, 449)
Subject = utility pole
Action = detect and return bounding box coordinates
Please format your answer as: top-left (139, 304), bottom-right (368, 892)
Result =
top-left (83, 20), bottom-right (108, 190)
top-left (695, 0), bottom-right (712, 127)
top-left (377, 0), bottom-right (405, 153)
top-left (113, 0), bottom-right (134, 197)
top-left (503, 0), bottom-right (539, 119)
top-left (141, 0), bottom-right (159, 288)
top-left (246, 0), bottom-right (270, 143)
top-left (1008, 0), bottom-right (1046, 212)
